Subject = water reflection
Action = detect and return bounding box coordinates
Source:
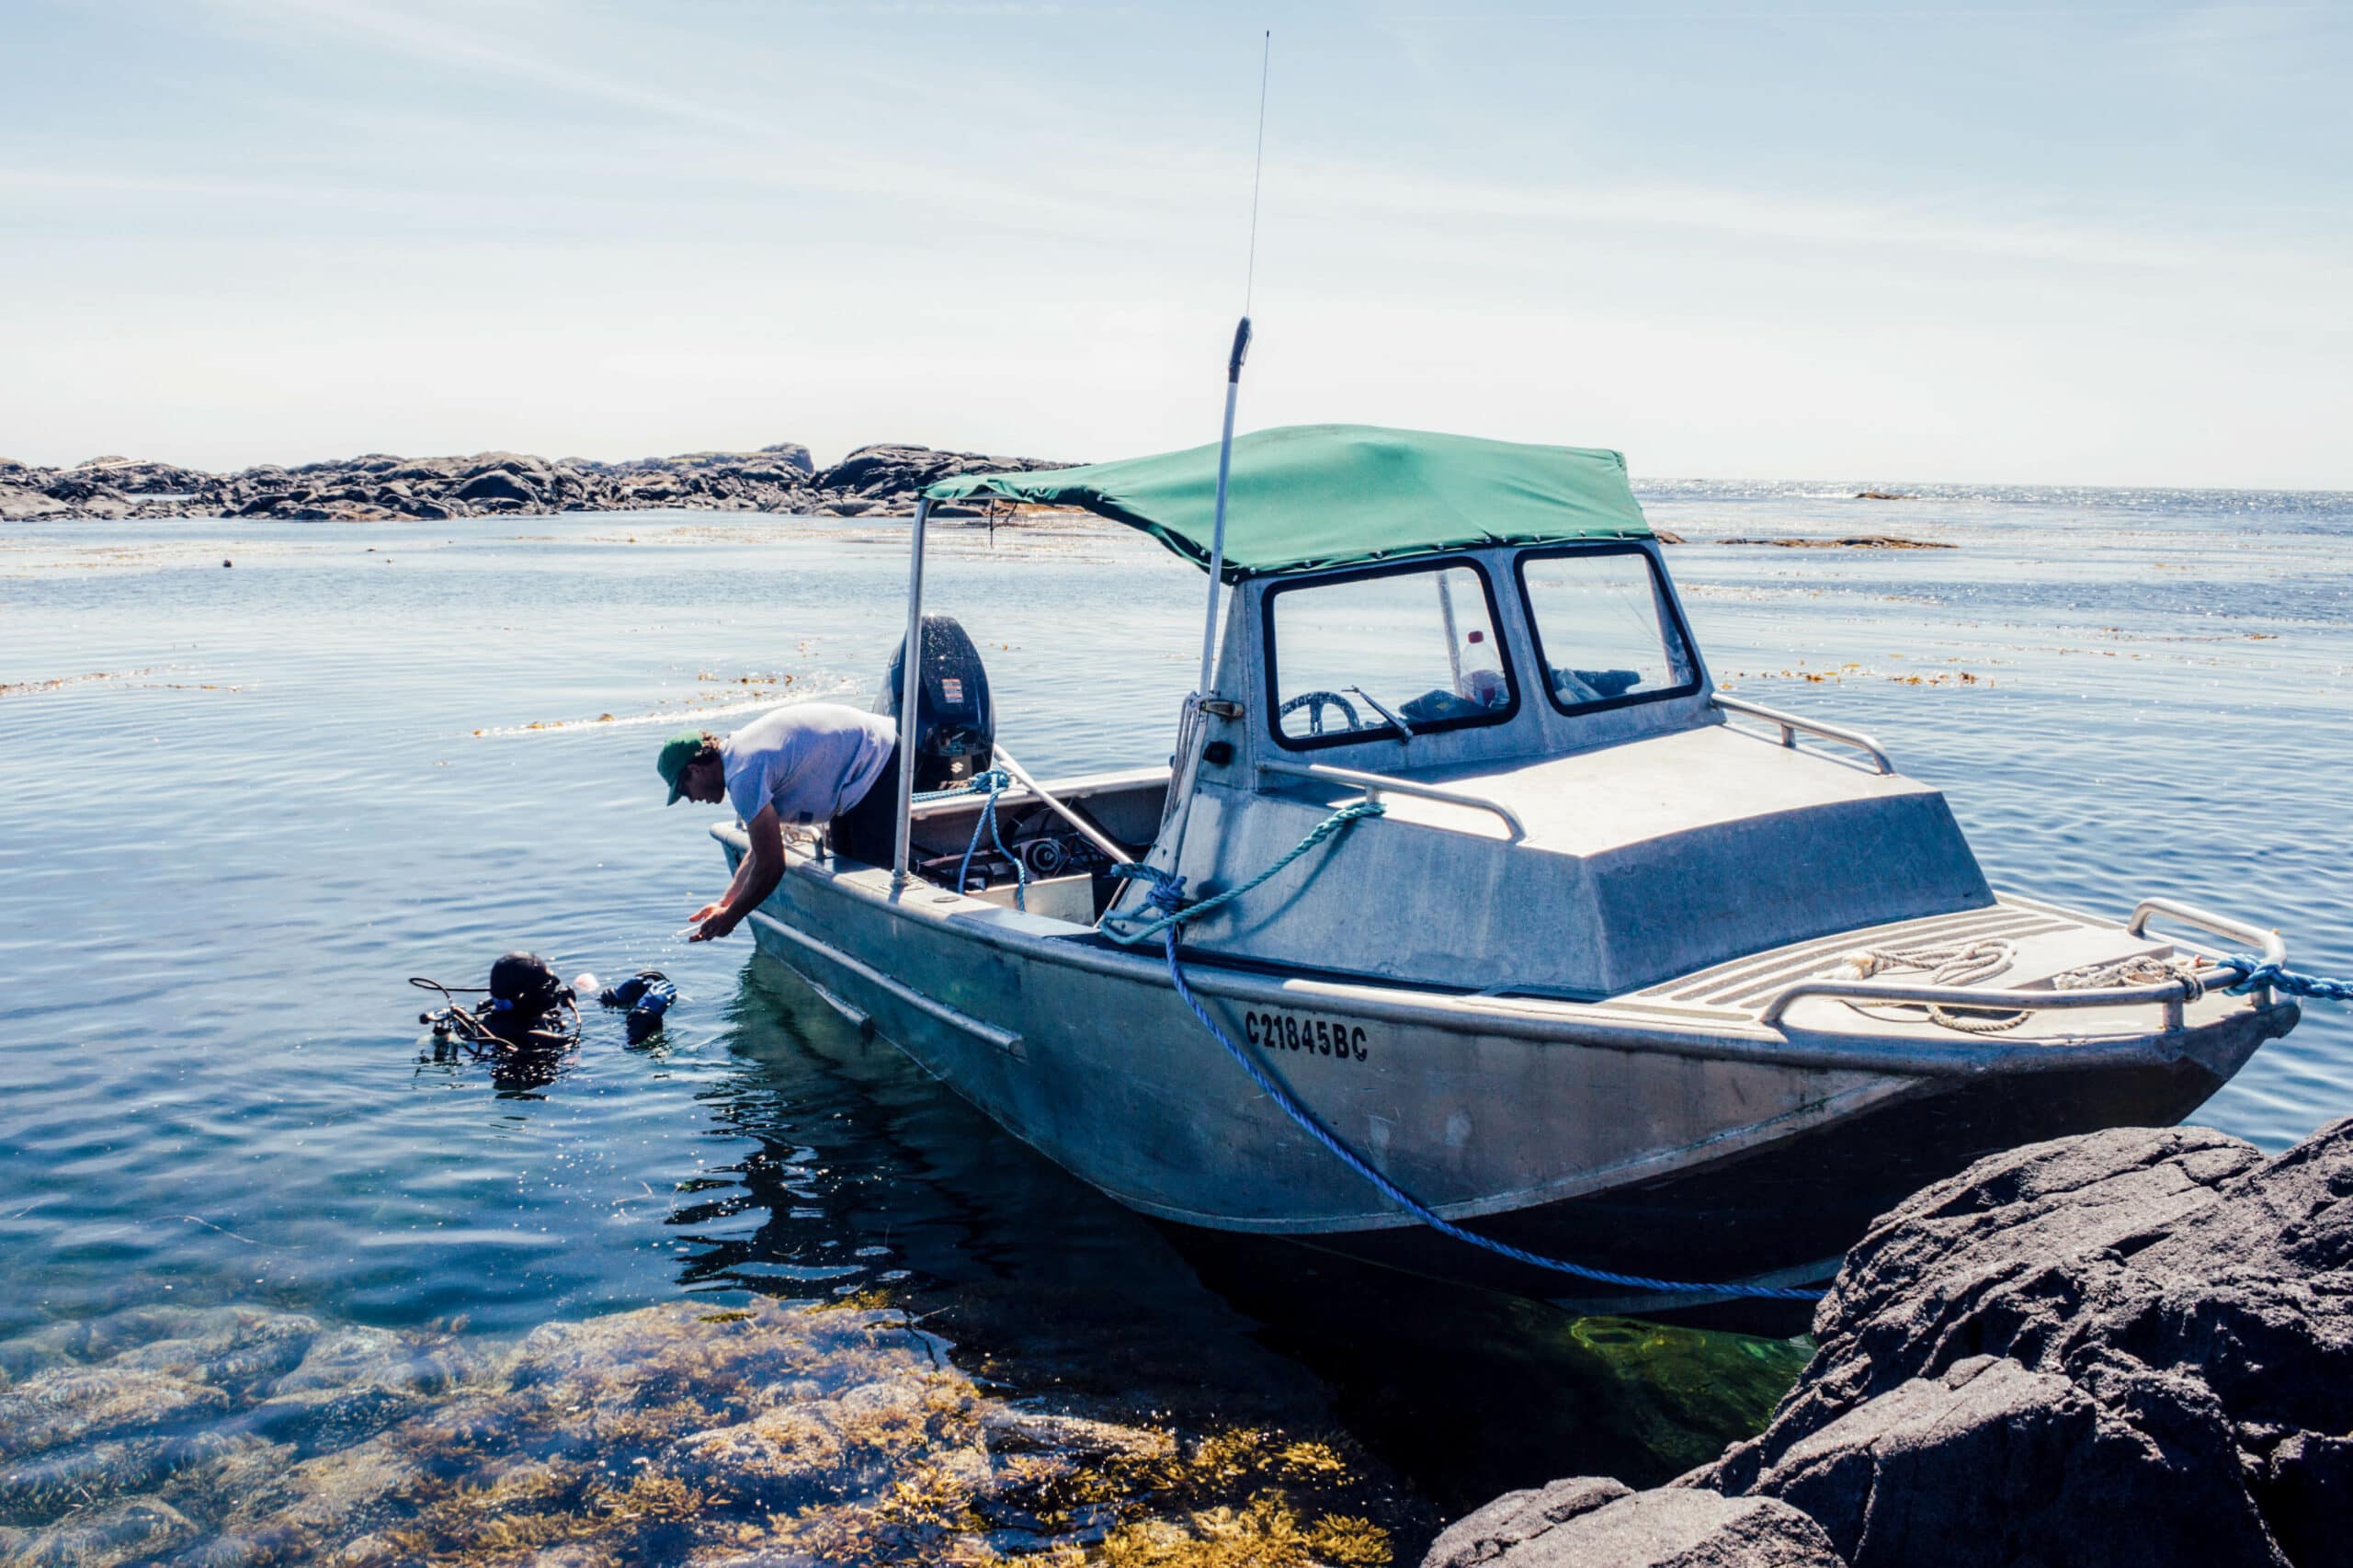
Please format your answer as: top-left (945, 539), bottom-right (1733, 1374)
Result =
top-left (413, 1033), bottom-right (581, 1097)
top-left (693, 954), bottom-right (1811, 1517)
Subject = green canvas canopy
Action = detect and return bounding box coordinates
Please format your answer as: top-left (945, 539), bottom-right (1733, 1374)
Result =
top-left (923, 424), bottom-right (1651, 581)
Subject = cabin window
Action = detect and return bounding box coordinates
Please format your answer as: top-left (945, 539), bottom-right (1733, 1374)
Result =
top-left (1515, 545), bottom-right (1701, 715)
top-left (1263, 561), bottom-right (1518, 749)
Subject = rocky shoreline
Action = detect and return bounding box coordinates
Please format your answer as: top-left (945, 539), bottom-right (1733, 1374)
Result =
top-left (1425, 1117), bottom-right (2353, 1568)
top-left (0, 444), bottom-right (1071, 525)
top-left (4, 449), bottom-right (1957, 551)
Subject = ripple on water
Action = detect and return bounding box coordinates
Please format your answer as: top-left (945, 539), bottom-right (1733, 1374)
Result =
top-left (0, 494), bottom-right (2347, 1554)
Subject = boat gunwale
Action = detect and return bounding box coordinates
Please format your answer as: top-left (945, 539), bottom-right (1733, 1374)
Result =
top-left (712, 822), bottom-right (2296, 1083)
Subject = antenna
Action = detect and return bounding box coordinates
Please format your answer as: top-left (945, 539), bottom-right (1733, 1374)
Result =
top-left (1245, 28), bottom-right (1271, 315)
top-left (1196, 28), bottom-right (1272, 696)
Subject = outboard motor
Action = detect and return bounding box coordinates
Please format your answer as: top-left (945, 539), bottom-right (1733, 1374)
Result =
top-left (878, 614), bottom-right (995, 792)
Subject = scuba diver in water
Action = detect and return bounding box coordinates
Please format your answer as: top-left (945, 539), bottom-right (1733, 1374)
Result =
top-left (657, 703), bottom-right (899, 941)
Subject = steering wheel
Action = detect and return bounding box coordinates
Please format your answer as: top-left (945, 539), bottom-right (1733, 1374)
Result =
top-left (1277, 689), bottom-right (1363, 736)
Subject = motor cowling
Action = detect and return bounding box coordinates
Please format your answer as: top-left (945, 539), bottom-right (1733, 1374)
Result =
top-left (878, 614), bottom-right (995, 792)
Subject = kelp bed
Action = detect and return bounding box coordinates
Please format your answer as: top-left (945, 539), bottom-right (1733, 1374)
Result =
top-left (0, 1298), bottom-right (1404, 1567)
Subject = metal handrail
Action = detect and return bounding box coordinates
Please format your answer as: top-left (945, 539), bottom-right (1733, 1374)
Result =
top-left (1760, 898), bottom-right (2290, 1030)
top-left (2127, 897), bottom-right (2285, 966)
top-left (989, 744), bottom-right (1135, 866)
top-left (1256, 759), bottom-right (1527, 841)
top-left (2129, 897), bottom-right (2284, 1007)
top-left (1711, 692), bottom-right (1894, 775)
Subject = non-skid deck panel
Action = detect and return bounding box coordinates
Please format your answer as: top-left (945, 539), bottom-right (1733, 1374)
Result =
top-left (1625, 898), bottom-right (2109, 1015)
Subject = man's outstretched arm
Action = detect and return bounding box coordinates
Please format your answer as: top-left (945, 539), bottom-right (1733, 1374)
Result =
top-left (691, 805), bottom-right (784, 940)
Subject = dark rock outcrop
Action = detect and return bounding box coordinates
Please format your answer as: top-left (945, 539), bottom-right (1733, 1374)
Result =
top-left (1427, 1479), bottom-right (1840, 1567)
top-left (1427, 1118), bottom-right (2353, 1568)
top-left (2, 443), bottom-right (1071, 524)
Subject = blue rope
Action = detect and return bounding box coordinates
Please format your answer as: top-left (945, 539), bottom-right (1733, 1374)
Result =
top-left (1105, 801), bottom-right (1820, 1303)
top-left (954, 769), bottom-right (1025, 912)
top-left (1156, 927), bottom-right (1821, 1302)
top-left (1098, 801), bottom-right (1389, 946)
top-left (2226, 955), bottom-right (2353, 1004)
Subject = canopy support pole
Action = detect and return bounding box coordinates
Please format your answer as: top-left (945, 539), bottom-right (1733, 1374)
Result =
top-left (1193, 316), bottom-right (1251, 695)
top-left (1119, 316), bottom-right (1255, 928)
top-left (892, 497), bottom-right (931, 885)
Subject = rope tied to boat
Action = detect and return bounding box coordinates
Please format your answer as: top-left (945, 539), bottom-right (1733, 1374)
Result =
top-left (905, 769), bottom-right (1030, 910)
top-left (1100, 800), bottom-right (1823, 1303)
top-left (2223, 958), bottom-right (2353, 1004)
top-left (952, 768), bottom-right (1027, 912)
top-left (1834, 940), bottom-right (2245, 1034)
top-left (1097, 800), bottom-right (1387, 946)
top-left (1831, 938), bottom-right (2353, 1033)
top-left (2052, 954), bottom-right (2211, 1002)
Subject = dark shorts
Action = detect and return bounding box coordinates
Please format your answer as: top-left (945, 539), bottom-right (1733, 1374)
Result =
top-left (828, 744), bottom-right (901, 868)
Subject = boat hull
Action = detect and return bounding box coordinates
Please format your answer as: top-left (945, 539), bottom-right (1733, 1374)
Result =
top-left (1288, 1047), bottom-right (2256, 1325)
top-left (726, 836), bottom-right (2292, 1319)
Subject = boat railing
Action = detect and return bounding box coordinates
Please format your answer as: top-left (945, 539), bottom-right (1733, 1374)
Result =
top-left (1256, 759), bottom-right (1528, 841)
top-left (2128, 896), bottom-right (2286, 1007)
top-left (1758, 897), bottom-right (2289, 1031)
top-left (1711, 692), bottom-right (1894, 775)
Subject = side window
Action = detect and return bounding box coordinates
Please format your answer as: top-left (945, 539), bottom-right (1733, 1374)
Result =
top-left (1517, 549), bottom-right (1699, 713)
top-left (1267, 563), bottom-right (1515, 746)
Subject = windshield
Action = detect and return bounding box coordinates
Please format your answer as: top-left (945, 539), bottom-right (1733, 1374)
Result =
top-left (1266, 562), bottom-right (1515, 747)
top-left (1516, 546), bottom-right (1699, 713)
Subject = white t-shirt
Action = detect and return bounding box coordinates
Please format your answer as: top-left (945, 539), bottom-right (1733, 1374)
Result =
top-left (721, 703), bottom-right (898, 828)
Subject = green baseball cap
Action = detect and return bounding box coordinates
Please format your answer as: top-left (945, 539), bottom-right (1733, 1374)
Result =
top-left (656, 731), bottom-right (708, 805)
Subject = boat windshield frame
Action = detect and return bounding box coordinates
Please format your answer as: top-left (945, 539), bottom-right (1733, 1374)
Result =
top-left (1258, 555), bottom-right (1523, 754)
top-left (1513, 541), bottom-right (1704, 720)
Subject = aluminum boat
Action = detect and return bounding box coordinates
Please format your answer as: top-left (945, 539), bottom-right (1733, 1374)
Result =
top-left (714, 424), bottom-right (2300, 1318)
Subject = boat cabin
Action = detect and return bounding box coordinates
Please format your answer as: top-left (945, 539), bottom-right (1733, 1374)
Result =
top-left (908, 425), bottom-right (1993, 1001)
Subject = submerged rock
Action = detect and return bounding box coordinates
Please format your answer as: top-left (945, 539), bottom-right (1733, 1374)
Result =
top-left (0, 1293), bottom-right (1403, 1563)
top-left (269, 1324), bottom-right (476, 1399)
top-left (0, 1366), bottom-right (229, 1463)
top-left (109, 1306), bottom-right (323, 1392)
top-left (1429, 1118), bottom-right (2353, 1568)
top-left (5, 1494), bottom-right (197, 1567)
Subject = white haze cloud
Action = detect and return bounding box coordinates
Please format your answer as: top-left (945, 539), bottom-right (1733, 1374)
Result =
top-left (1, 0), bottom-right (2347, 488)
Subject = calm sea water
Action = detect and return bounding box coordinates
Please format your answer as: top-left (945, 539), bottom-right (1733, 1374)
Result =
top-left (0, 482), bottom-right (2347, 1540)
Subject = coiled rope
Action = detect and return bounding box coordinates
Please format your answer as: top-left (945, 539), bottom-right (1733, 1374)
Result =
top-left (1101, 801), bottom-right (1822, 1303)
top-left (1835, 939), bottom-right (2029, 1033)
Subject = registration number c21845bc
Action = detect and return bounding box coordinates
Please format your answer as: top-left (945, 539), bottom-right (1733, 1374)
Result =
top-left (1243, 1010), bottom-right (1370, 1062)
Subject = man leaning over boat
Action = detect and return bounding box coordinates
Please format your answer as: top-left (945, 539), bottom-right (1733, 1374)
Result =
top-left (657, 703), bottom-right (898, 940)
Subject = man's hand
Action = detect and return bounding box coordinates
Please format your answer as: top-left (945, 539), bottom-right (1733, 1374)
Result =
top-left (687, 808), bottom-right (782, 943)
top-left (688, 909), bottom-right (740, 943)
top-left (689, 902), bottom-right (722, 926)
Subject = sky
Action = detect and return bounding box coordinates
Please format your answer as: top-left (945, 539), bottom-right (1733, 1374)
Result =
top-left (3, 0), bottom-right (2348, 488)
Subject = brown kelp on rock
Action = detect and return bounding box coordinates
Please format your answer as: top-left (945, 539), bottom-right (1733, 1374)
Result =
top-left (0, 1298), bottom-right (1403, 1567)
